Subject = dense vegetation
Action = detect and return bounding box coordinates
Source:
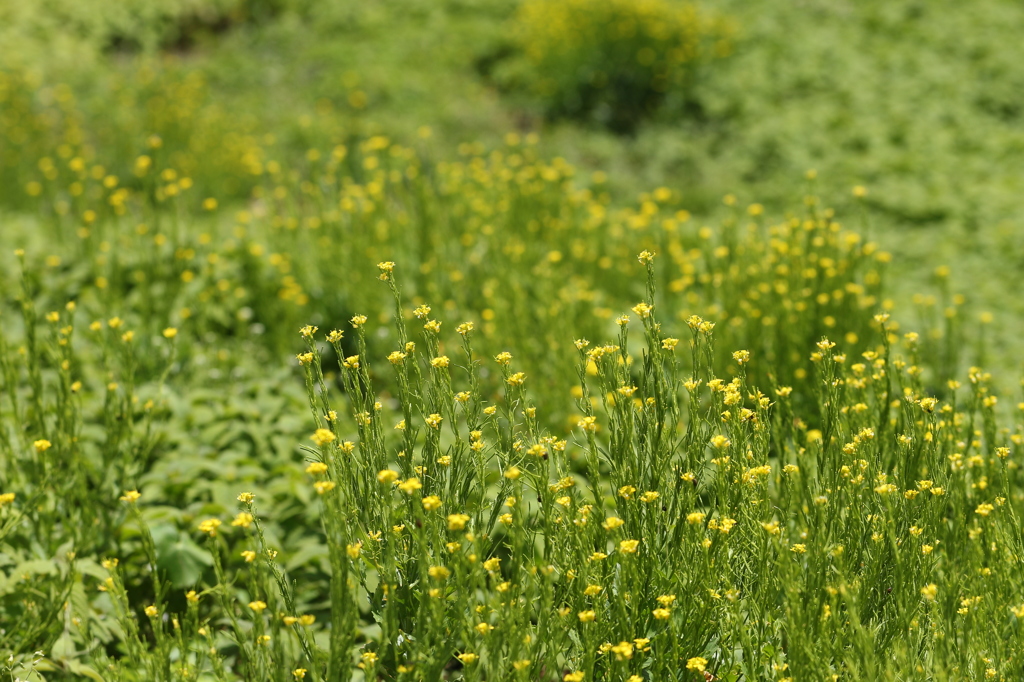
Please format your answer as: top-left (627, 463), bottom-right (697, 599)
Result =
top-left (1, 0), bottom-right (1023, 680)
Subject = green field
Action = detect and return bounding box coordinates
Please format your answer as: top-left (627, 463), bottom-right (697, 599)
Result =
top-left (2, 0), bottom-right (1024, 680)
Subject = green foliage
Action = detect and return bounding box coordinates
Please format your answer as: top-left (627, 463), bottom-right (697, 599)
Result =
top-left (501, 0), bottom-right (734, 132)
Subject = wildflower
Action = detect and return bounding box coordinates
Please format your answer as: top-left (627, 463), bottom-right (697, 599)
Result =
top-left (299, 325), bottom-right (318, 338)
top-left (119, 490), bottom-right (141, 503)
top-left (687, 511), bottom-right (706, 525)
top-left (577, 416), bottom-right (598, 432)
top-left (388, 351), bottom-right (407, 364)
top-left (921, 584), bottom-right (938, 601)
top-left (732, 350), bottom-right (751, 364)
top-left (428, 565), bottom-right (450, 580)
top-left (762, 520), bottom-right (781, 535)
top-left (507, 372), bottom-right (527, 386)
top-left (350, 315), bottom-right (367, 327)
top-left (458, 653), bottom-right (479, 664)
top-left (310, 429), bottom-right (336, 446)
top-left (457, 322), bottom-right (475, 335)
top-left (483, 557), bottom-right (501, 572)
top-left (231, 512), bottom-right (254, 528)
top-left (602, 517), bottom-right (625, 531)
top-left (145, 605), bottom-right (158, 617)
top-left (640, 491), bottom-right (660, 503)
top-left (430, 355), bottom-right (450, 368)
top-left (293, 670), bottom-right (307, 679)
top-left (975, 503), bottom-right (995, 517)
top-left (186, 590), bottom-right (199, 603)
top-left (610, 641), bottom-right (634, 661)
top-left (198, 518), bottom-right (222, 536)
top-left (504, 466), bottom-right (521, 480)
top-left (653, 608), bottom-right (671, 620)
top-left (314, 481), bottom-right (336, 494)
top-left (631, 302), bottom-right (653, 318)
top-left (422, 495), bottom-right (443, 511)
top-left (241, 550), bottom-right (256, 562)
top-left (790, 544), bottom-right (807, 554)
top-left (237, 492), bottom-right (255, 503)
top-left (662, 337), bottom-right (679, 350)
top-left (584, 584), bottom-right (603, 596)
top-left (637, 250), bottom-right (656, 264)
top-left (686, 657), bottom-right (708, 673)
top-left (346, 543), bottom-right (362, 559)
top-left (495, 351), bottom-right (513, 365)
top-left (33, 439), bottom-right (52, 453)
top-left (710, 435), bottom-right (731, 450)
top-left (577, 610), bottom-right (596, 623)
top-left (163, 327), bottom-right (178, 339)
top-left (425, 413), bottom-right (443, 429)
top-left (448, 513), bottom-right (471, 531)
top-left (619, 539), bottom-right (640, 553)
top-left (327, 330), bottom-right (344, 343)
top-left (249, 600), bottom-right (267, 613)
top-left (377, 469), bottom-right (399, 484)
top-left (306, 462), bottom-right (328, 475)
top-left (564, 673), bottom-right (585, 682)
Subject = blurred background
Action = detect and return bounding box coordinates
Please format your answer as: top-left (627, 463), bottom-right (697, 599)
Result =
top-left (1, 0), bottom-right (1021, 370)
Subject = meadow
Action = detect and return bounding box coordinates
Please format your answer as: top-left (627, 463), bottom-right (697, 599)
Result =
top-left (1, 0), bottom-right (1023, 680)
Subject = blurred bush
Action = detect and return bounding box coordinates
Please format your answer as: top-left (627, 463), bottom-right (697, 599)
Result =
top-left (502, 0), bottom-right (734, 132)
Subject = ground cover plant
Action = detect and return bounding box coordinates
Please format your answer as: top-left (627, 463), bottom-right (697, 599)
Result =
top-left (2, 0), bottom-right (1024, 680)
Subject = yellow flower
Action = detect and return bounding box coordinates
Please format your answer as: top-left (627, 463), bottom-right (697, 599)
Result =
top-left (790, 544), bottom-right (807, 554)
top-left (237, 492), bottom-right (255, 503)
top-left (430, 355), bottom-right (450, 368)
top-left (577, 610), bottom-right (596, 623)
top-left (377, 469), bottom-right (399, 484)
top-left (33, 439), bottom-right (52, 453)
top-left (602, 516), bottom-right (625, 531)
top-left (687, 511), bottom-right (706, 525)
top-left (709, 435), bottom-right (731, 450)
top-left (448, 513), bottom-right (471, 531)
top-left (185, 590), bottom-right (200, 603)
top-left (422, 495), bottom-right (443, 511)
top-left (198, 518), bottom-right (222, 536)
top-left (610, 641), bottom-right (634, 660)
top-left (310, 429), bottom-right (336, 446)
top-left (975, 503), bottom-right (995, 516)
top-left (314, 481), bottom-right (337, 495)
top-left (619, 539), bottom-right (640, 553)
top-left (506, 372), bottom-right (527, 387)
top-left (921, 584), bottom-right (938, 601)
top-left (564, 673), bottom-right (585, 682)
top-left (119, 490), bottom-right (141, 503)
top-left (483, 557), bottom-right (501, 572)
top-left (292, 669), bottom-right (307, 679)
top-left (231, 512), bottom-right (254, 528)
top-left (306, 462), bottom-right (329, 475)
top-left (686, 657), bottom-right (708, 672)
top-left (458, 653), bottom-right (479, 664)
top-left (241, 550), bottom-right (256, 562)
top-left (428, 565), bottom-right (450, 580)
top-left (425, 413), bottom-right (443, 429)
top-left (163, 327), bottom-right (178, 339)
top-left (144, 605), bottom-right (158, 617)
top-left (249, 600), bottom-right (268, 612)
top-left (346, 542), bottom-right (362, 559)
top-left (398, 478), bottom-right (422, 494)
top-left (653, 607), bottom-right (671, 619)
